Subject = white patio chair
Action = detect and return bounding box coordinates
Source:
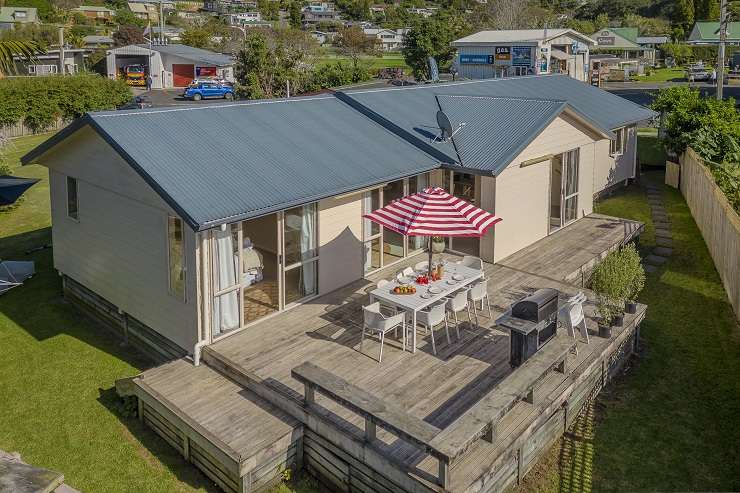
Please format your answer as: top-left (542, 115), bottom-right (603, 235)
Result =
top-left (361, 302), bottom-right (406, 363)
top-left (414, 261), bottom-right (428, 272)
top-left (396, 267), bottom-right (414, 282)
top-left (457, 255), bottom-right (484, 277)
top-left (417, 301), bottom-right (450, 355)
top-left (559, 292), bottom-right (590, 353)
top-left (376, 279), bottom-right (398, 315)
top-left (467, 280), bottom-right (492, 328)
top-left (445, 288), bottom-right (471, 341)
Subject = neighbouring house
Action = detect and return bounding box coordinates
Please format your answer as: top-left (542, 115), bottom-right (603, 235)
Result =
top-left (14, 49), bottom-right (86, 75)
top-left (451, 28), bottom-right (595, 82)
top-left (151, 26), bottom-right (185, 42)
top-left (203, 0), bottom-right (258, 13)
top-left (590, 27), bottom-right (660, 66)
top-left (0, 6), bottom-right (39, 29)
top-left (105, 44), bottom-right (234, 88)
top-left (687, 21), bottom-right (740, 45)
top-left (363, 27), bottom-right (409, 51)
top-left (221, 11), bottom-right (263, 26)
top-left (72, 5), bottom-right (116, 20)
top-left (83, 35), bottom-right (115, 49)
top-left (22, 74), bottom-right (654, 361)
top-left (302, 9), bottom-right (342, 26)
top-left (127, 1), bottom-right (159, 22)
top-left (310, 30), bottom-right (336, 45)
top-left (407, 7), bottom-right (436, 17)
top-left (307, 1), bottom-right (335, 12)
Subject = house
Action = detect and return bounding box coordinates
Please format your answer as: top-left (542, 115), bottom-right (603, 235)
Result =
top-left (590, 27), bottom-right (659, 66)
top-left (363, 27), bottom-right (409, 51)
top-left (151, 26), bottom-right (185, 42)
top-left (127, 1), bottom-right (159, 22)
top-left (72, 5), bottom-right (116, 20)
top-left (221, 11), bottom-right (262, 25)
top-left (407, 7), bottom-right (436, 17)
top-left (105, 44), bottom-right (235, 88)
top-left (14, 49), bottom-right (87, 75)
top-left (310, 30), bottom-right (336, 44)
top-left (0, 7), bottom-right (39, 29)
top-left (83, 35), bottom-right (115, 49)
top-left (302, 9), bottom-right (342, 25)
top-left (687, 21), bottom-right (740, 45)
top-left (203, 0), bottom-right (257, 13)
top-left (451, 28), bottom-right (595, 81)
top-left (22, 74), bottom-right (654, 361)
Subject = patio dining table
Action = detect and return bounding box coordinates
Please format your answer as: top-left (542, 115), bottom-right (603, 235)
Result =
top-left (368, 262), bottom-right (484, 353)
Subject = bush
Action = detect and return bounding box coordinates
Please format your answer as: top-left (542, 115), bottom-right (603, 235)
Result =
top-left (621, 243), bottom-right (645, 303)
top-left (590, 248), bottom-right (630, 324)
top-left (0, 75), bottom-right (131, 132)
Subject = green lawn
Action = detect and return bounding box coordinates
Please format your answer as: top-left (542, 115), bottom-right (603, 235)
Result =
top-left (515, 171), bottom-right (740, 492)
top-left (632, 67), bottom-right (686, 83)
top-left (0, 134), bottom-right (317, 492)
top-left (637, 127), bottom-right (668, 167)
top-left (317, 53), bottom-right (410, 71)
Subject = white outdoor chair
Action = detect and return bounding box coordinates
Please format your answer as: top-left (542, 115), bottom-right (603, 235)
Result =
top-left (414, 261), bottom-right (428, 272)
top-left (457, 255), bottom-right (484, 278)
top-left (417, 301), bottom-right (450, 355)
top-left (361, 302), bottom-right (406, 363)
top-left (559, 292), bottom-right (590, 353)
top-left (396, 267), bottom-right (414, 282)
top-left (467, 280), bottom-right (492, 327)
top-left (445, 288), bottom-right (471, 340)
top-left (375, 279), bottom-right (398, 315)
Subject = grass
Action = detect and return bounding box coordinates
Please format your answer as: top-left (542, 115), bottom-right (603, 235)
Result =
top-left (0, 134), bottom-right (317, 493)
top-left (632, 67), bottom-right (686, 83)
top-left (317, 53), bottom-right (410, 71)
top-left (514, 170), bottom-right (740, 492)
top-left (637, 128), bottom-right (668, 168)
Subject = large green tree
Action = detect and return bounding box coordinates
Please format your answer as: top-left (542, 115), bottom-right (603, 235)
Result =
top-left (673, 0), bottom-right (695, 37)
top-left (402, 11), bottom-right (469, 81)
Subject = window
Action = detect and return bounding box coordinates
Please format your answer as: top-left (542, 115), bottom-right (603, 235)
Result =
top-left (610, 127), bottom-right (627, 156)
top-left (66, 176), bottom-right (79, 220)
top-left (168, 215), bottom-right (186, 301)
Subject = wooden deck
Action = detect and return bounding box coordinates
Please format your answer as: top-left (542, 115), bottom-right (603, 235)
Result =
top-left (128, 213), bottom-right (644, 493)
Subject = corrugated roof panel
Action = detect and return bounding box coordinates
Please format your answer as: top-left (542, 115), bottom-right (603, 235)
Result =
top-left (437, 95), bottom-right (566, 174)
top-left (87, 97), bottom-right (440, 230)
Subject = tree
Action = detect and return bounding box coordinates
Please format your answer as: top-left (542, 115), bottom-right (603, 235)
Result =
top-left (695, 0), bottom-right (719, 21)
top-left (0, 39), bottom-right (41, 76)
top-left (289, 1), bottom-right (302, 29)
top-left (113, 25), bottom-right (145, 46)
top-left (335, 26), bottom-right (380, 71)
top-left (181, 26), bottom-right (214, 49)
top-left (673, 0), bottom-right (694, 35)
top-left (402, 11), bottom-right (469, 80)
top-left (114, 8), bottom-right (146, 28)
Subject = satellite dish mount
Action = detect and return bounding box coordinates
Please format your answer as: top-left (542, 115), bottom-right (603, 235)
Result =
top-left (435, 110), bottom-right (465, 142)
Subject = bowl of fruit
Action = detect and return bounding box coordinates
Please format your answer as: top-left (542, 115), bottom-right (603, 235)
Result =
top-left (393, 285), bottom-right (416, 295)
top-left (415, 273), bottom-right (441, 285)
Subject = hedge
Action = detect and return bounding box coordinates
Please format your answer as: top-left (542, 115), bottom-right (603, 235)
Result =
top-left (0, 74), bottom-right (132, 132)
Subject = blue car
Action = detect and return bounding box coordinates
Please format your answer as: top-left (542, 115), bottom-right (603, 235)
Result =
top-left (183, 82), bottom-right (235, 101)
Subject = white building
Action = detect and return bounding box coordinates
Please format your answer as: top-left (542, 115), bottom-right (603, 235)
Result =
top-left (222, 11), bottom-right (262, 25)
top-left (451, 29), bottom-right (595, 82)
top-left (363, 28), bottom-right (409, 51)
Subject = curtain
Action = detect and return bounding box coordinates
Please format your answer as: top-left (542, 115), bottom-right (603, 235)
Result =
top-left (212, 227), bottom-right (239, 335)
top-left (300, 204), bottom-right (317, 297)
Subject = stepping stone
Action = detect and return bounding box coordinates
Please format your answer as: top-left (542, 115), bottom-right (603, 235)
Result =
top-left (654, 246), bottom-right (673, 256)
top-left (651, 205), bottom-right (666, 212)
top-left (656, 237), bottom-right (673, 247)
top-left (655, 229), bottom-right (672, 239)
top-left (648, 199), bottom-right (663, 205)
top-left (647, 192), bottom-right (662, 199)
top-left (645, 184), bottom-right (660, 190)
top-left (645, 254), bottom-right (668, 265)
top-left (643, 264), bottom-right (657, 273)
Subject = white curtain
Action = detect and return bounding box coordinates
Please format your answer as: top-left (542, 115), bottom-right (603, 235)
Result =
top-left (300, 204), bottom-right (317, 297)
top-left (212, 227), bottom-right (239, 335)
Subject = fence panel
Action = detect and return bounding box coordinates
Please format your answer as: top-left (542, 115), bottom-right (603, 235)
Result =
top-left (1, 118), bottom-right (66, 139)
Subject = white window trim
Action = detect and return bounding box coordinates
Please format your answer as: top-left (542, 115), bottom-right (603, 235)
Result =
top-left (610, 126), bottom-right (627, 157)
top-left (66, 176), bottom-right (79, 221)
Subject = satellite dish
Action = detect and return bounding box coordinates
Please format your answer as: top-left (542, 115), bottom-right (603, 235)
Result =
top-left (436, 110), bottom-right (454, 140)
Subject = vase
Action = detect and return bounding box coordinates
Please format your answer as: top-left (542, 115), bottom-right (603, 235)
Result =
top-left (431, 240), bottom-right (445, 254)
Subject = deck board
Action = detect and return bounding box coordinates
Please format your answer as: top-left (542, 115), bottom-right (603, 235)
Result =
top-left (134, 213), bottom-right (643, 491)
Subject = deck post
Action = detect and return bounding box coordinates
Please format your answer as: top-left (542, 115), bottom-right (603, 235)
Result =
top-left (304, 383), bottom-right (314, 407)
top-left (438, 458), bottom-right (449, 490)
top-left (365, 418), bottom-right (376, 442)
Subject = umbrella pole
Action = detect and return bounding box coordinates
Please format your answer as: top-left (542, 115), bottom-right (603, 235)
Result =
top-left (428, 236), bottom-right (433, 277)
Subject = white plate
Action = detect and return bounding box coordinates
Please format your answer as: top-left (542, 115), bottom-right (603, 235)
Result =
top-left (452, 274), bottom-right (464, 281)
top-left (398, 276), bottom-right (412, 284)
top-left (420, 293), bottom-right (432, 299)
top-left (447, 279), bottom-right (458, 285)
top-left (428, 286), bottom-right (442, 294)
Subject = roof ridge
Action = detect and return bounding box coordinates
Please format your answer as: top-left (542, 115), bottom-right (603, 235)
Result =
top-left (437, 94), bottom-right (567, 104)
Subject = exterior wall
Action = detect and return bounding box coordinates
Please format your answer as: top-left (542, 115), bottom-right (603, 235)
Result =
top-left (454, 43), bottom-right (538, 79)
top-left (318, 194), bottom-right (363, 295)
top-left (492, 114), bottom-right (598, 262)
top-left (43, 126), bottom-right (199, 352)
top-left (592, 125), bottom-right (637, 195)
top-left (479, 176), bottom-right (496, 263)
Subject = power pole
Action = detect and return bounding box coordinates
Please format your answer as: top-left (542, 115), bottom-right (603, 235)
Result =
top-left (58, 26), bottom-right (65, 75)
top-left (716, 0), bottom-right (728, 100)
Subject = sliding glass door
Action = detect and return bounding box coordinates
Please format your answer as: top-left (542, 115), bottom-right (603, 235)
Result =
top-left (549, 149), bottom-right (580, 233)
top-left (282, 203), bottom-right (318, 306)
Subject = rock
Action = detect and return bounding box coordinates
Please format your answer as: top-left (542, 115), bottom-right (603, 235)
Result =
top-left (643, 263), bottom-right (657, 273)
top-left (645, 254), bottom-right (669, 265)
top-left (655, 229), bottom-right (672, 239)
top-left (656, 237), bottom-right (673, 247)
top-left (654, 246), bottom-right (673, 256)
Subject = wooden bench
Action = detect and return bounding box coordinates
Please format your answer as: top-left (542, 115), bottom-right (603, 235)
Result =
top-left (429, 333), bottom-right (576, 461)
top-left (291, 362), bottom-right (453, 488)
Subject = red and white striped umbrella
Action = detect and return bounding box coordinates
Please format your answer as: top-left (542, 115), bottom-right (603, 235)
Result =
top-left (364, 187), bottom-right (502, 238)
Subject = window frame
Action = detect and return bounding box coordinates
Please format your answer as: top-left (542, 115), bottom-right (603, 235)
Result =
top-left (66, 176), bottom-right (79, 221)
top-left (167, 215), bottom-right (187, 302)
top-left (610, 127), bottom-right (627, 157)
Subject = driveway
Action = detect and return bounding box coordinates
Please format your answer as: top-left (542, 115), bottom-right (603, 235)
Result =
top-left (604, 81), bottom-right (740, 107)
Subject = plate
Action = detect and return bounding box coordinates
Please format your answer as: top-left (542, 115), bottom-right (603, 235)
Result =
top-left (428, 286), bottom-right (442, 294)
top-left (447, 279), bottom-right (458, 285)
top-left (452, 274), bottom-right (464, 281)
top-left (420, 293), bottom-right (432, 299)
top-left (398, 276), bottom-right (412, 284)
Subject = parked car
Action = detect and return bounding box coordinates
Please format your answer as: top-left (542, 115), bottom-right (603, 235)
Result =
top-left (183, 82), bottom-right (235, 101)
top-left (118, 95), bottom-right (153, 110)
top-left (686, 66), bottom-right (710, 81)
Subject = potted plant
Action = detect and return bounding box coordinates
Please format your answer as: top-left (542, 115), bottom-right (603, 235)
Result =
top-left (622, 243), bottom-right (646, 314)
top-left (590, 249), bottom-right (630, 336)
top-left (430, 236), bottom-right (445, 253)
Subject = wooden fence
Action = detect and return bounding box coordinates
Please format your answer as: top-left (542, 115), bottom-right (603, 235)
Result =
top-left (679, 148), bottom-right (740, 322)
top-left (1, 118), bottom-right (66, 140)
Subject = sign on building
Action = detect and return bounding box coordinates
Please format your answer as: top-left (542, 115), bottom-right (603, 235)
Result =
top-left (512, 46), bottom-right (532, 66)
top-left (597, 36), bottom-right (615, 46)
top-left (494, 46), bottom-right (511, 61)
top-left (460, 54), bottom-right (493, 64)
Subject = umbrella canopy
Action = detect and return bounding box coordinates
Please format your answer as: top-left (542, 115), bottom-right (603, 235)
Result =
top-left (363, 187), bottom-right (501, 238)
top-left (363, 187), bottom-right (502, 276)
top-left (0, 175), bottom-right (40, 206)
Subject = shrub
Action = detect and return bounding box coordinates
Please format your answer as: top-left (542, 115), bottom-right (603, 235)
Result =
top-left (0, 75), bottom-right (131, 132)
top-left (590, 249), bottom-right (630, 325)
top-left (621, 243), bottom-right (645, 303)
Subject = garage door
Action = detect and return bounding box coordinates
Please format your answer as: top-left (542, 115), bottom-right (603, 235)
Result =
top-left (172, 64), bottom-right (195, 87)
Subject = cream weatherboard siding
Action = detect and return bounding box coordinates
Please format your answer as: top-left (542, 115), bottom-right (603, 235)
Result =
top-left (43, 126), bottom-right (199, 352)
top-left (318, 194), bottom-right (363, 294)
top-left (592, 126), bottom-right (637, 194)
top-left (479, 176), bottom-right (496, 263)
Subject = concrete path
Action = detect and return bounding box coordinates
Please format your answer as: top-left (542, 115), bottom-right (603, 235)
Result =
top-left (642, 183), bottom-right (673, 272)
